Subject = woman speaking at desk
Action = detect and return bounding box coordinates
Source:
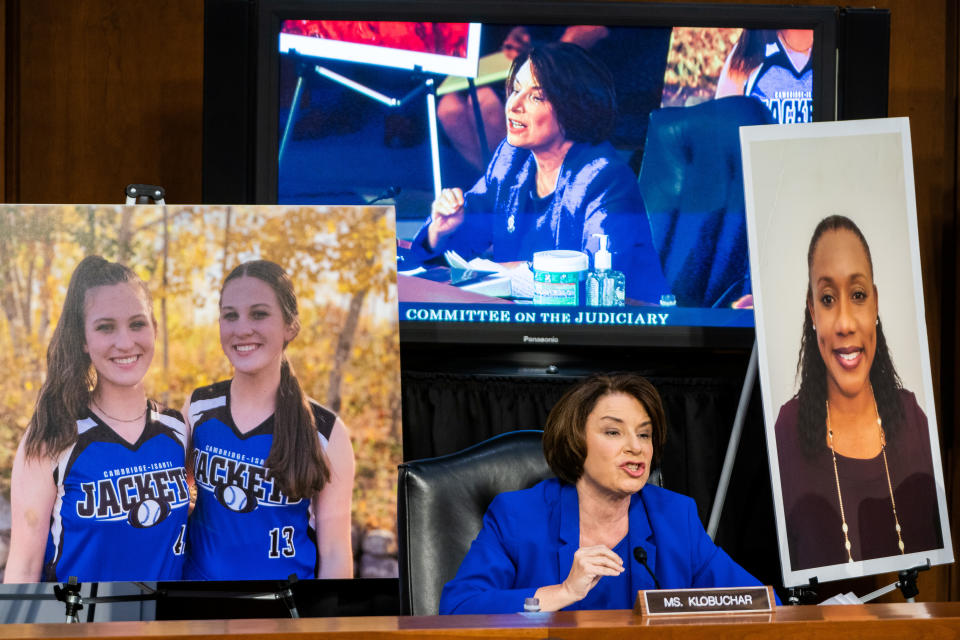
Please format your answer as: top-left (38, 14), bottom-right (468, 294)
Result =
top-left (439, 374), bottom-right (764, 614)
top-left (774, 215), bottom-right (940, 570)
top-left (409, 42), bottom-right (668, 303)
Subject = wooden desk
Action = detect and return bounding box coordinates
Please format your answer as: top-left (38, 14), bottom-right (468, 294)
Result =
top-left (4, 603), bottom-right (960, 639)
top-left (398, 274), bottom-right (513, 304)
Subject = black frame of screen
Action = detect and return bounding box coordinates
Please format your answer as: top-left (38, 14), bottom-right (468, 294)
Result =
top-left (201, 1), bottom-right (892, 349)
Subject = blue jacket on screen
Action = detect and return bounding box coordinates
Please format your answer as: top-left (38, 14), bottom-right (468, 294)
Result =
top-left (439, 478), bottom-right (768, 614)
top-left (410, 140), bottom-right (669, 303)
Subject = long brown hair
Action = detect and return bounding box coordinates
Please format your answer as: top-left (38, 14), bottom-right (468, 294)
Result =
top-left (221, 260), bottom-right (330, 500)
top-left (25, 255), bottom-right (152, 459)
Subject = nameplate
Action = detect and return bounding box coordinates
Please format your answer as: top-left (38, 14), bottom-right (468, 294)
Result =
top-left (634, 585), bottom-right (775, 616)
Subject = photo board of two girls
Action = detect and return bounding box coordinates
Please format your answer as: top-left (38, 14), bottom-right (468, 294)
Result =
top-left (0, 204), bottom-right (400, 583)
top-left (743, 117), bottom-right (953, 588)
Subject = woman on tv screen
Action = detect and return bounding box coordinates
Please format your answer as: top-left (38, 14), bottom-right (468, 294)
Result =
top-left (409, 42), bottom-right (669, 303)
top-left (774, 215), bottom-right (941, 570)
top-left (183, 260), bottom-right (355, 580)
top-left (5, 256), bottom-right (189, 583)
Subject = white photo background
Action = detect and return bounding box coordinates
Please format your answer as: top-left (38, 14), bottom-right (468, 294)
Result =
top-left (741, 118), bottom-right (952, 587)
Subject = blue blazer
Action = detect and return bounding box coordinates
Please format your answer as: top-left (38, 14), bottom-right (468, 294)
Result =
top-left (439, 478), bottom-right (766, 614)
top-left (409, 140), bottom-right (669, 302)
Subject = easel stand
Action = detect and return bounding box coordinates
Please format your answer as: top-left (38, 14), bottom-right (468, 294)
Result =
top-left (0, 575), bottom-right (303, 623)
top-left (706, 341), bottom-right (758, 539)
top-left (161, 575), bottom-right (302, 619)
top-left (278, 51), bottom-right (444, 199)
top-left (0, 580), bottom-right (161, 624)
top-left (860, 560), bottom-right (931, 603)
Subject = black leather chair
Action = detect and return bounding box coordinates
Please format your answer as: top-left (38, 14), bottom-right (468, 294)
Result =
top-left (397, 429), bottom-right (663, 615)
top-left (638, 96), bottom-right (775, 308)
top-left (397, 430), bottom-right (553, 616)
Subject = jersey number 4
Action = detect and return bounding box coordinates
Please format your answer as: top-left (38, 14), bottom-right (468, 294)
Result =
top-left (269, 526), bottom-right (296, 558)
top-left (173, 525), bottom-right (186, 556)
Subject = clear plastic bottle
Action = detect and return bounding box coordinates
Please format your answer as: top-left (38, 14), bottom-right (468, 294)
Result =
top-left (585, 233), bottom-right (625, 307)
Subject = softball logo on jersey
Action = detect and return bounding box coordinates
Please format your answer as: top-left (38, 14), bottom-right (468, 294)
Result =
top-left (75, 466), bottom-right (189, 527)
top-left (193, 448), bottom-right (302, 511)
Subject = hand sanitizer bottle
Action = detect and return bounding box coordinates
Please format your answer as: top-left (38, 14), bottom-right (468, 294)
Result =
top-left (586, 233), bottom-right (625, 306)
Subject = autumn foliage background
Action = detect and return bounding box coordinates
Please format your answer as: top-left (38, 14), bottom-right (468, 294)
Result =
top-left (661, 27), bottom-right (742, 107)
top-left (0, 204), bottom-right (401, 551)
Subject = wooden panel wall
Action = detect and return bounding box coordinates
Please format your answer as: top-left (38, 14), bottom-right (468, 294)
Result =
top-left (2, 0), bottom-right (958, 603)
top-left (2, 0), bottom-right (203, 204)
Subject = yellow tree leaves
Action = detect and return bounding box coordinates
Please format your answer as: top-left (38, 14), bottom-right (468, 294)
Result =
top-left (0, 204), bottom-right (401, 531)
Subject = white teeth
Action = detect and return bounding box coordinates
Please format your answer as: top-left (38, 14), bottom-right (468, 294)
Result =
top-left (510, 119), bottom-right (526, 128)
top-left (113, 356), bottom-right (137, 365)
top-left (839, 351), bottom-right (859, 361)
top-left (235, 344), bottom-right (257, 352)
top-left (627, 463), bottom-right (639, 470)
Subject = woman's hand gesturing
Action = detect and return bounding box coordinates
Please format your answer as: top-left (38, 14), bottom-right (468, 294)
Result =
top-left (427, 188), bottom-right (465, 249)
top-left (533, 545), bottom-right (624, 611)
top-left (561, 545), bottom-right (625, 601)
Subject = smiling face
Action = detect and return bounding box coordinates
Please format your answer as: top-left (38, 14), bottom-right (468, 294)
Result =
top-left (219, 276), bottom-right (297, 378)
top-left (505, 60), bottom-right (566, 155)
top-left (807, 228), bottom-right (879, 402)
top-left (577, 392), bottom-right (653, 499)
top-left (83, 281), bottom-right (155, 391)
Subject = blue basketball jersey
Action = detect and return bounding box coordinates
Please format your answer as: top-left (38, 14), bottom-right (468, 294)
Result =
top-left (745, 40), bottom-right (813, 124)
top-left (43, 403), bottom-right (189, 582)
top-left (184, 380), bottom-right (336, 580)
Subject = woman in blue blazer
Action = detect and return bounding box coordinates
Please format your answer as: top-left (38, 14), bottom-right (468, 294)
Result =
top-left (408, 42), bottom-right (668, 303)
top-left (439, 373), bottom-right (767, 614)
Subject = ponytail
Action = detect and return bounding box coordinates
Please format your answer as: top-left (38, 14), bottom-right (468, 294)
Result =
top-left (223, 260), bottom-right (332, 500)
top-left (263, 350), bottom-right (330, 500)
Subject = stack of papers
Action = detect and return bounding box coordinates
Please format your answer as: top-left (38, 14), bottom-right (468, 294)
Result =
top-left (445, 251), bottom-right (535, 299)
top-left (819, 592), bottom-right (862, 605)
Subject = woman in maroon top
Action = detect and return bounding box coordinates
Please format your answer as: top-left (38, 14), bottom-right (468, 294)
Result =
top-left (774, 215), bottom-right (941, 570)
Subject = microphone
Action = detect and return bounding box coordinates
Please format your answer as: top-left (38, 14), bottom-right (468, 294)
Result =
top-left (633, 546), bottom-right (661, 589)
top-left (368, 185), bottom-right (402, 204)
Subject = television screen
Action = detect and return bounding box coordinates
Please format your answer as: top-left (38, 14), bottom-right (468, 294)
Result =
top-left (208, 1), bottom-right (840, 347)
top-left (0, 204), bottom-right (400, 583)
top-left (272, 12), bottom-right (830, 346)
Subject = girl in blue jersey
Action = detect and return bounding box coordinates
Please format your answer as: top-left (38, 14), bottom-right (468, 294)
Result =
top-left (5, 256), bottom-right (189, 583)
top-left (184, 260), bottom-right (355, 580)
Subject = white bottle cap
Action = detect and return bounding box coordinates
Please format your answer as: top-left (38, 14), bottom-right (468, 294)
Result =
top-left (532, 250), bottom-right (589, 273)
top-left (592, 233), bottom-right (611, 271)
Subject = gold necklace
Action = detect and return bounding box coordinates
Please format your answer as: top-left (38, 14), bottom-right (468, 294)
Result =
top-left (825, 397), bottom-right (905, 563)
top-left (92, 395), bottom-right (148, 423)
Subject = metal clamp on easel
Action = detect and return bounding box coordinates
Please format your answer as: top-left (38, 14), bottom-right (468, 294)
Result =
top-left (860, 559), bottom-right (932, 603)
top-left (125, 184), bottom-right (166, 205)
top-left (786, 576), bottom-right (819, 605)
top-left (896, 560), bottom-right (931, 601)
top-left (53, 578), bottom-right (83, 623)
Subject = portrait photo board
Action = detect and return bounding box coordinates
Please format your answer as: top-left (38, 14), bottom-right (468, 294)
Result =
top-left (0, 204), bottom-right (400, 583)
top-left (741, 118), bottom-right (953, 587)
